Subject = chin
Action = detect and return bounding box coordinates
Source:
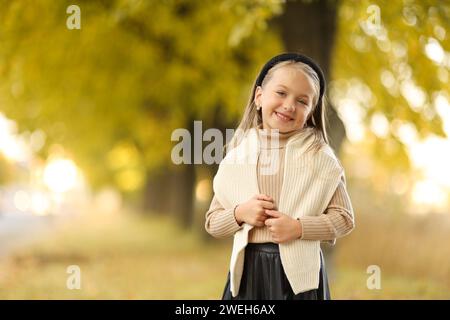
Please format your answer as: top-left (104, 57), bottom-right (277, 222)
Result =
top-left (267, 123), bottom-right (292, 132)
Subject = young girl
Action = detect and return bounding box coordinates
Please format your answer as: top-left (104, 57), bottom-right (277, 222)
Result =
top-left (205, 53), bottom-right (355, 300)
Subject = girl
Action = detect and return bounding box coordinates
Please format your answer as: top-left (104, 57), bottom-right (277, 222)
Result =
top-left (205, 53), bottom-right (355, 300)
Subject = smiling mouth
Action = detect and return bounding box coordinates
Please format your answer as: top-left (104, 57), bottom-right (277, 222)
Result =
top-left (274, 111), bottom-right (293, 122)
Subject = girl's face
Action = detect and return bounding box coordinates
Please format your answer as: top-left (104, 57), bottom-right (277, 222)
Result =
top-left (254, 65), bottom-right (315, 133)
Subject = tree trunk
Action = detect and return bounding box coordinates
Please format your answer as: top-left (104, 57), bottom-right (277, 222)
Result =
top-left (143, 118), bottom-right (196, 229)
top-left (143, 166), bottom-right (172, 215)
top-left (272, 0), bottom-right (346, 280)
top-left (169, 163), bottom-right (196, 228)
top-left (143, 163), bottom-right (195, 228)
top-left (273, 0), bottom-right (345, 153)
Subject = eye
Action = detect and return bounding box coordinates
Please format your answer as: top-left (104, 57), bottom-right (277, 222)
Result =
top-left (297, 99), bottom-right (308, 106)
top-left (276, 91), bottom-right (286, 96)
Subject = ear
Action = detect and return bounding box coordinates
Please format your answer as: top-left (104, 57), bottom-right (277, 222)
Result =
top-left (254, 86), bottom-right (263, 107)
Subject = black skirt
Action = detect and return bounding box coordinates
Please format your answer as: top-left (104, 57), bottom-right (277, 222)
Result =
top-left (222, 242), bottom-right (330, 300)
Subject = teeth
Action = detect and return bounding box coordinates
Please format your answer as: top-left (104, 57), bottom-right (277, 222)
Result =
top-left (276, 112), bottom-right (290, 121)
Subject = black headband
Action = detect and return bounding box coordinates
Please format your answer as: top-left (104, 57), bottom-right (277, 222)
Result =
top-left (255, 52), bottom-right (326, 107)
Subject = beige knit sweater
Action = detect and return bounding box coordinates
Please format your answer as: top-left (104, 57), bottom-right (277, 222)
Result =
top-left (205, 126), bottom-right (355, 297)
top-left (205, 127), bottom-right (355, 244)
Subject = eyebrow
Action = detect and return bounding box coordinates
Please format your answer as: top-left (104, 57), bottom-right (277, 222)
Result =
top-left (276, 84), bottom-right (311, 99)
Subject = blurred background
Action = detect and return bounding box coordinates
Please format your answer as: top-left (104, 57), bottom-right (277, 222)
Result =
top-left (0, 0), bottom-right (449, 299)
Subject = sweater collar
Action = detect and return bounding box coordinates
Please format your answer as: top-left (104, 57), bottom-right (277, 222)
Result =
top-left (255, 124), bottom-right (317, 150)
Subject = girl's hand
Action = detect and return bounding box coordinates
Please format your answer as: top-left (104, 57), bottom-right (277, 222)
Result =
top-left (264, 210), bottom-right (302, 243)
top-left (234, 194), bottom-right (274, 227)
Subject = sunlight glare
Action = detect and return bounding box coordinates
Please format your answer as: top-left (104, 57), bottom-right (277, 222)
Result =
top-left (0, 113), bottom-right (29, 162)
top-left (410, 136), bottom-right (450, 189)
top-left (31, 191), bottom-right (51, 216)
top-left (13, 190), bottom-right (31, 212)
top-left (43, 158), bottom-right (78, 193)
top-left (425, 37), bottom-right (445, 65)
top-left (195, 179), bottom-right (212, 202)
top-left (411, 179), bottom-right (448, 214)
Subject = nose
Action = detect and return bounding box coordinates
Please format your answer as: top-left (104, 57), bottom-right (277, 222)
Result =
top-left (283, 102), bottom-right (295, 112)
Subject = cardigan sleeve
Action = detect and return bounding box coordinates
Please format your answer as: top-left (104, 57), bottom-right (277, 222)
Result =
top-left (205, 194), bottom-right (244, 238)
top-left (299, 175), bottom-right (355, 245)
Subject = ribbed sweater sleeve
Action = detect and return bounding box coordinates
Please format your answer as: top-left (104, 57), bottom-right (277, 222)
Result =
top-left (205, 195), bottom-right (243, 238)
top-left (299, 176), bottom-right (355, 241)
top-left (205, 177), bottom-right (354, 242)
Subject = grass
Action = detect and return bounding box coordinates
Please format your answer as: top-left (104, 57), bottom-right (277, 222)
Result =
top-left (0, 210), bottom-right (449, 299)
top-left (0, 211), bottom-right (232, 299)
top-left (330, 267), bottom-right (450, 299)
top-left (333, 209), bottom-right (450, 299)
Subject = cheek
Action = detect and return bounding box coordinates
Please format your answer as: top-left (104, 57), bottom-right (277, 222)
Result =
top-left (295, 109), bottom-right (310, 121)
top-left (304, 107), bottom-right (312, 117)
top-left (262, 108), bottom-right (274, 119)
top-left (262, 98), bottom-right (278, 114)
top-left (264, 94), bottom-right (281, 106)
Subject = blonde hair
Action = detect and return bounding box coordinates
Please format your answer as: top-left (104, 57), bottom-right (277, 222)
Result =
top-left (225, 60), bottom-right (329, 155)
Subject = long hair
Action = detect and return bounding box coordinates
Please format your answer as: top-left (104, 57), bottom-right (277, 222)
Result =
top-left (224, 60), bottom-right (329, 155)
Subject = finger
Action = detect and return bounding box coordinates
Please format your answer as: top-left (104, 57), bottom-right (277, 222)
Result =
top-left (259, 200), bottom-right (275, 209)
top-left (253, 218), bottom-right (265, 227)
top-left (257, 194), bottom-right (273, 202)
top-left (265, 209), bottom-right (281, 217)
top-left (264, 218), bottom-right (273, 227)
top-left (258, 215), bottom-right (269, 222)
